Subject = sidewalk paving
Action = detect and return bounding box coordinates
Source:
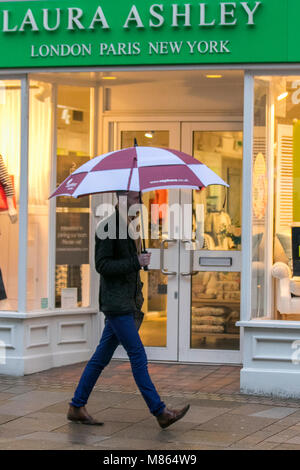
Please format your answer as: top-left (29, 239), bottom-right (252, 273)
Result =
top-left (1, 360), bottom-right (300, 450)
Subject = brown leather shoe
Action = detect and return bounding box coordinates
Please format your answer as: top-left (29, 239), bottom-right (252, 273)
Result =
top-left (156, 404), bottom-right (190, 429)
top-left (67, 405), bottom-right (104, 425)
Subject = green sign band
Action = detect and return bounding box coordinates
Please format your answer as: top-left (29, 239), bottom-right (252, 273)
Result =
top-left (0, 0), bottom-right (298, 68)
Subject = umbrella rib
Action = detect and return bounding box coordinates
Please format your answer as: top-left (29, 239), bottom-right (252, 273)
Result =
top-left (127, 154), bottom-right (137, 191)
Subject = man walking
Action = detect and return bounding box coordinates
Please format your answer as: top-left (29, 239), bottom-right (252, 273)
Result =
top-left (67, 190), bottom-right (190, 428)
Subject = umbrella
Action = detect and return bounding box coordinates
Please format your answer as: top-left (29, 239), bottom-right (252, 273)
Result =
top-left (50, 146), bottom-right (228, 198)
top-left (50, 145), bottom-right (229, 267)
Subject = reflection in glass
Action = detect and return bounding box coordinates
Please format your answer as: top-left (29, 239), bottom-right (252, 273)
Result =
top-left (192, 131), bottom-right (243, 251)
top-left (190, 131), bottom-right (242, 350)
top-left (139, 269), bottom-right (167, 347)
top-left (191, 272), bottom-right (240, 350)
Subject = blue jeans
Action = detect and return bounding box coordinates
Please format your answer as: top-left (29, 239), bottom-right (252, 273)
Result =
top-left (70, 313), bottom-right (166, 417)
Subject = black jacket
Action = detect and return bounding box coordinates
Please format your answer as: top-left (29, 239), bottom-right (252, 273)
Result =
top-left (95, 208), bottom-right (144, 316)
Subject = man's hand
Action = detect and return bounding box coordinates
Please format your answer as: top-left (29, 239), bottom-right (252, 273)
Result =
top-left (138, 252), bottom-right (151, 267)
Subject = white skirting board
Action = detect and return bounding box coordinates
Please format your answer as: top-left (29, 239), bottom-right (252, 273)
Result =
top-left (240, 368), bottom-right (300, 399)
top-left (0, 310), bottom-right (100, 376)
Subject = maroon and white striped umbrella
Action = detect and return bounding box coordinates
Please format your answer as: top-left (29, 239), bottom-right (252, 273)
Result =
top-left (50, 146), bottom-right (228, 199)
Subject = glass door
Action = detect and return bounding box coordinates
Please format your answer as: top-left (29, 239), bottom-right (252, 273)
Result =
top-left (179, 123), bottom-right (243, 363)
top-left (114, 122), bottom-right (181, 361)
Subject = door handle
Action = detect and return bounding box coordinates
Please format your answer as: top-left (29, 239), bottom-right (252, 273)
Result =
top-left (181, 239), bottom-right (198, 276)
top-left (160, 239), bottom-right (177, 275)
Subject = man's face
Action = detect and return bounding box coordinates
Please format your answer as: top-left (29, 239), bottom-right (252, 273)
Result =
top-left (118, 191), bottom-right (140, 208)
top-left (127, 191), bottom-right (140, 207)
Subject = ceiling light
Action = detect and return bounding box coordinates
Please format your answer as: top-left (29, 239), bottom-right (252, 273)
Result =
top-left (277, 92), bottom-right (288, 101)
top-left (145, 132), bottom-right (153, 138)
top-left (206, 74), bottom-right (223, 78)
top-left (101, 76), bottom-right (117, 80)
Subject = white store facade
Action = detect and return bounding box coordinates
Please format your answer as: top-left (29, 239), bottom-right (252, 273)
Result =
top-left (1, 0), bottom-right (300, 398)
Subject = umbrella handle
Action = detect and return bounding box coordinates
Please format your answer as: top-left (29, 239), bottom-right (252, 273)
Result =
top-left (141, 249), bottom-right (149, 271)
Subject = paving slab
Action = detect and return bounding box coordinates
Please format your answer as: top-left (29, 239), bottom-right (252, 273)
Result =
top-left (84, 391), bottom-right (138, 407)
top-left (0, 438), bottom-right (66, 450)
top-left (263, 428), bottom-right (300, 444)
top-left (55, 420), bottom-right (132, 437)
top-left (253, 441), bottom-right (280, 450)
top-left (21, 411), bottom-right (69, 431)
top-left (250, 407), bottom-right (298, 419)
top-left (177, 429), bottom-right (242, 447)
top-left (282, 435), bottom-right (300, 445)
top-left (0, 391), bottom-right (71, 417)
top-left (233, 430), bottom-right (286, 446)
top-left (273, 443), bottom-right (300, 450)
top-left (1, 385), bottom-right (37, 395)
top-left (195, 413), bottom-right (277, 435)
top-left (36, 400), bottom-right (71, 414)
top-left (110, 419), bottom-right (194, 444)
top-left (230, 404), bottom-right (277, 416)
top-left (0, 414), bottom-right (16, 425)
top-left (15, 430), bottom-right (110, 447)
top-left (179, 405), bottom-right (231, 425)
top-left (260, 423), bottom-right (295, 435)
top-left (274, 416), bottom-right (300, 428)
top-left (186, 398), bottom-right (242, 409)
top-left (94, 437), bottom-right (182, 450)
top-left (0, 416), bottom-right (57, 435)
top-left (92, 407), bottom-right (150, 423)
top-left (112, 396), bottom-right (150, 411)
top-left (0, 393), bottom-right (16, 401)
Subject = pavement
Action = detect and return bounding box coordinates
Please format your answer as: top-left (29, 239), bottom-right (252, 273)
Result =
top-left (1, 360), bottom-right (300, 450)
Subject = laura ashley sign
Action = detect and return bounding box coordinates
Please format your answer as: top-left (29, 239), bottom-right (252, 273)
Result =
top-left (0, 0), bottom-right (298, 67)
top-left (7, 2), bottom-right (261, 59)
top-left (2, 3), bottom-right (262, 32)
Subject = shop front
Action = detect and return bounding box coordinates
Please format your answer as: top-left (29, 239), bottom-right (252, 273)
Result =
top-left (0, 70), bottom-right (244, 372)
top-left (0, 0), bottom-right (300, 398)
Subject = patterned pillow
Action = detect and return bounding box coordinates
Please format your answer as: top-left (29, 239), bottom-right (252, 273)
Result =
top-left (276, 233), bottom-right (292, 266)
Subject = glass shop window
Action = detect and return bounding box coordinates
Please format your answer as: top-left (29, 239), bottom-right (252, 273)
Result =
top-left (0, 80), bottom-right (21, 311)
top-left (55, 85), bottom-right (92, 309)
top-left (253, 76), bottom-right (300, 320)
top-left (26, 82), bottom-right (93, 311)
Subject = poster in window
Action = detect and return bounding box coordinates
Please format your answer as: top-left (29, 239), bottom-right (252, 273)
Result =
top-left (56, 212), bottom-right (89, 265)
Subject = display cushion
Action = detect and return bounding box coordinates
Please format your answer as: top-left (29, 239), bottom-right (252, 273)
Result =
top-left (276, 233), bottom-right (292, 262)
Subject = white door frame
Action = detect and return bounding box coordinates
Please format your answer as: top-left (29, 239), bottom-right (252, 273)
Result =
top-left (179, 121), bottom-right (243, 364)
top-left (101, 116), bottom-right (245, 364)
top-left (110, 120), bottom-right (181, 361)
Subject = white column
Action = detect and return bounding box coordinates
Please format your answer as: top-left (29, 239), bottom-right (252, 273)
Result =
top-left (48, 83), bottom-right (57, 310)
top-left (18, 76), bottom-right (29, 313)
top-left (241, 73), bottom-right (254, 322)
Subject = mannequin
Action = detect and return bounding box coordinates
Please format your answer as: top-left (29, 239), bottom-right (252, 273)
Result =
top-left (0, 154), bottom-right (18, 305)
top-left (0, 154), bottom-right (17, 224)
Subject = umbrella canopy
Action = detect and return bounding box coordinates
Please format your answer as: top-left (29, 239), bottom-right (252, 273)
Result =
top-left (49, 146), bottom-right (229, 199)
